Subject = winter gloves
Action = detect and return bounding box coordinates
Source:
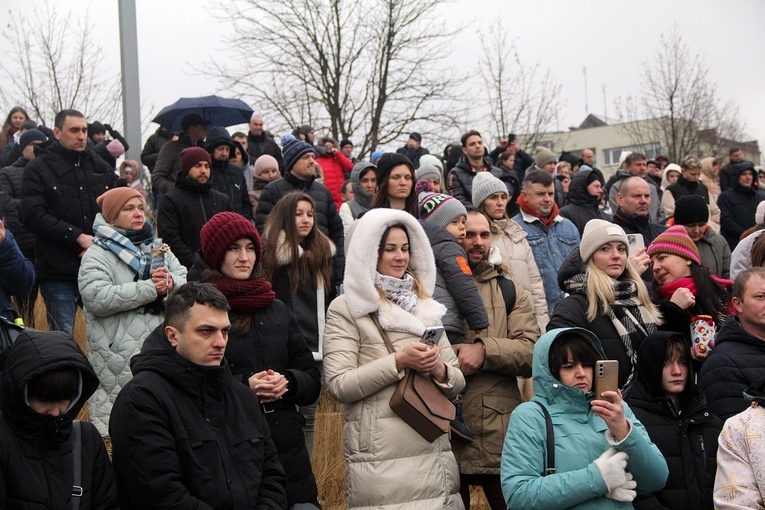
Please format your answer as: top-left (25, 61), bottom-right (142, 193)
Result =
top-left (593, 447), bottom-right (637, 502)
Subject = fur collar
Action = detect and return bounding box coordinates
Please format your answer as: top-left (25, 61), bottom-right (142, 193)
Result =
top-left (344, 209), bottom-right (440, 321)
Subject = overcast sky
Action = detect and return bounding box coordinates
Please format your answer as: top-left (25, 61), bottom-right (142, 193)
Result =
top-left (3, 0), bottom-right (764, 154)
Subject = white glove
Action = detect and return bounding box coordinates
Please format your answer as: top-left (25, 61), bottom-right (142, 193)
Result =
top-left (593, 447), bottom-right (629, 491)
top-left (606, 471), bottom-right (637, 502)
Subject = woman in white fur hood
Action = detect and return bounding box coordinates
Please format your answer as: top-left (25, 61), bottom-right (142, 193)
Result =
top-left (323, 208), bottom-right (466, 509)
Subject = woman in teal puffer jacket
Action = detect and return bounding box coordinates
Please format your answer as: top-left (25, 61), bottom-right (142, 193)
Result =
top-left (500, 327), bottom-right (668, 509)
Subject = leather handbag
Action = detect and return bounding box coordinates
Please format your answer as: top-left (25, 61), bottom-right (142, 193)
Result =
top-left (369, 314), bottom-right (455, 442)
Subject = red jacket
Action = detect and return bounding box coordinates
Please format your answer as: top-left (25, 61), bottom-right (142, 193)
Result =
top-left (317, 150), bottom-right (353, 208)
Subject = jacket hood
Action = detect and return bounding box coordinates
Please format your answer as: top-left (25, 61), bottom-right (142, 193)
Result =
top-left (232, 140), bottom-right (249, 167)
top-left (204, 126), bottom-right (237, 154)
top-left (343, 208), bottom-right (438, 319)
top-left (350, 161), bottom-right (376, 209)
top-left (557, 247), bottom-right (585, 291)
top-left (731, 161), bottom-right (756, 192)
top-left (532, 328), bottom-right (606, 407)
top-left (633, 331), bottom-right (695, 405)
top-left (0, 330), bottom-right (99, 445)
top-left (567, 169), bottom-right (600, 207)
top-left (744, 377), bottom-right (765, 406)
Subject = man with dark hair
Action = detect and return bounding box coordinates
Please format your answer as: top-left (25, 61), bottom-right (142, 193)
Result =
top-left (447, 130), bottom-right (503, 206)
top-left (662, 155), bottom-right (720, 227)
top-left (21, 109), bottom-right (117, 333)
top-left (110, 282), bottom-right (287, 509)
top-left (340, 138), bottom-right (357, 164)
top-left (396, 131), bottom-right (429, 168)
top-left (513, 170), bottom-right (580, 314)
top-left (204, 126), bottom-right (251, 219)
top-left (454, 209), bottom-right (538, 509)
top-left (607, 152), bottom-right (662, 223)
top-left (246, 114), bottom-right (284, 176)
top-left (699, 267), bottom-right (765, 421)
top-left (720, 146), bottom-right (746, 192)
top-left (152, 113), bottom-right (210, 195)
top-left (255, 135), bottom-right (345, 282)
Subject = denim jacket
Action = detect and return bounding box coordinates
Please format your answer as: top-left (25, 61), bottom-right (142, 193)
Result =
top-left (513, 211), bottom-right (579, 315)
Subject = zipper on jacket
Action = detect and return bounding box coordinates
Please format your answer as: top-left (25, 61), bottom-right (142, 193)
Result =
top-left (699, 434), bottom-right (706, 470)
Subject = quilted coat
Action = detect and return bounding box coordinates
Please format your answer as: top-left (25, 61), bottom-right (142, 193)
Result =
top-left (323, 209), bottom-right (466, 509)
top-left (78, 214), bottom-right (187, 435)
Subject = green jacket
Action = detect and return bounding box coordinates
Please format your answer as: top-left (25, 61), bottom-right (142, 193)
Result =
top-left (500, 327), bottom-right (668, 509)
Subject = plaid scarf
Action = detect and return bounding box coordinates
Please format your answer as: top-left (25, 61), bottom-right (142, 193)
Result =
top-left (93, 222), bottom-right (154, 280)
top-left (564, 274), bottom-right (658, 386)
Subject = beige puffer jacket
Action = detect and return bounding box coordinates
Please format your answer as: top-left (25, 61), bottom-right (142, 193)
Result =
top-left (452, 253), bottom-right (539, 474)
top-left (490, 217), bottom-right (549, 329)
top-left (323, 209), bottom-right (465, 509)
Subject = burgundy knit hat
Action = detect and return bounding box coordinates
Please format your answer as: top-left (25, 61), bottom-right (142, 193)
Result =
top-left (646, 225), bottom-right (701, 265)
top-left (200, 212), bottom-right (262, 269)
top-left (180, 147), bottom-right (212, 176)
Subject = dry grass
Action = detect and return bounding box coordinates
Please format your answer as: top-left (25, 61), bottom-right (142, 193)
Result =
top-left (31, 295), bottom-right (491, 509)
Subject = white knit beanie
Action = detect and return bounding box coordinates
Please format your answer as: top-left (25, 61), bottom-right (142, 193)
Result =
top-left (472, 171), bottom-right (507, 208)
top-left (580, 219), bottom-right (629, 262)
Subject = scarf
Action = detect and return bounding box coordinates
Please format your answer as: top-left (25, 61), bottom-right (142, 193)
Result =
top-left (93, 222), bottom-right (155, 279)
top-left (565, 274), bottom-right (658, 386)
top-left (374, 272), bottom-right (417, 314)
top-left (658, 275), bottom-right (735, 316)
top-left (207, 271), bottom-right (276, 314)
top-left (517, 193), bottom-right (559, 228)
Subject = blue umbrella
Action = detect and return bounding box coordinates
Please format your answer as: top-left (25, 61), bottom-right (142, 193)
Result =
top-left (152, 95), bottom-right (253, 132)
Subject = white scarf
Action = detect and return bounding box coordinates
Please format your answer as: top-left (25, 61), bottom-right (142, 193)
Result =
top-left (374, 272), bottom-right (417, 314)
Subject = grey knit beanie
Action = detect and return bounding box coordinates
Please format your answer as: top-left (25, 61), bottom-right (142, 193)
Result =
top-left (415, 163), bottom-right (442, 184)
top-left (534, 146), bottom-right (558, 168)
top-left (418, 192), bottom-right (467, 229)
top-left (472, 171), bottom-right (507, 208)
top-left (580, 219), bottom-right (629, 262)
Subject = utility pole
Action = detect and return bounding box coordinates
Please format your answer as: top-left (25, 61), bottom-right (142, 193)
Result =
top-left (583, 67), bottom-right (589, 115)
top-left (118, 0), bottom-right (141, 161)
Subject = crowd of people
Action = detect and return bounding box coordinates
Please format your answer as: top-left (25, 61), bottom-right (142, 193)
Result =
top-left (1, 104), bottom-right (765, 509)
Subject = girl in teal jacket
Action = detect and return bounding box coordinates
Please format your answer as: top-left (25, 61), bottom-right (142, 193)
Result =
top-left (501, 327), bottom-right (668, 509)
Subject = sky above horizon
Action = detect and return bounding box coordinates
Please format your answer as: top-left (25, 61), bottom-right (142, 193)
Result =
top-left (2, 0), bottom-right (763, 155)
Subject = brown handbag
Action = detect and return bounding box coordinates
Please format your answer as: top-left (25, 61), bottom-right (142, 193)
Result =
top-left (370, 314), bottom-right (456, 442)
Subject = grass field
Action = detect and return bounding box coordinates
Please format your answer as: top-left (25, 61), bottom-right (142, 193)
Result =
top-left (30, 296), bottom-right (492, 509)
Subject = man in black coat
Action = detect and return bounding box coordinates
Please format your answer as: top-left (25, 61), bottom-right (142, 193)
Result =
top-left (396, 131), bottom-right (429, 169)
top-left (21, 110), bottom-right (117, 334)
top-left (152, 113), bottom-right (209, 195)
top-left (699, 267), bottom-right (765, 421)
top-left (717, 161), bottom-right (765, 250)
top-left (246, 115), bottom-right (285, 176)
top-left (447, 130), bottom-right (503, 207)
top-left (256, 134), bottom-right (345, 283)
top-left (719, 146), bottom-right (746, 192)
top-left (205, 126), bottom-right (251, 219)
top-left (157, 147), bottom-right (231, 269)
top-left (109, 282), bottom-right (287, 509)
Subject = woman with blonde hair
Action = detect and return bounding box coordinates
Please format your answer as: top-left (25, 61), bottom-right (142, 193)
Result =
top-left (549, 219), bottom-right (662, 387)
top-left (700, 156), bottom-right (721, 202)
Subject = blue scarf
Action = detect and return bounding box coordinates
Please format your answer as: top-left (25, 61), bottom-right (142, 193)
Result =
top-left (93, 222), bottom-right (155, 279)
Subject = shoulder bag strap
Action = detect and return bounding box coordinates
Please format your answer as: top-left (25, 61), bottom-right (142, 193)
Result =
top-left (369, 313), bottom-right (396, 355)
top-left (532, 401), bottom-right (556, 476)
top-left (71, 420), bottom-right (83, 508)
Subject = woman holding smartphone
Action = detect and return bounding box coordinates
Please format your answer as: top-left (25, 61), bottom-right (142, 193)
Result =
top-left (500, 328), bottom-right (668, 510)
top-left (323, 208), bottom-right (465, 509)
top-left (548, 220), bottom-right (662, 387)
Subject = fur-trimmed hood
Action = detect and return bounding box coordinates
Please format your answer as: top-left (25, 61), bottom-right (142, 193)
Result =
top-left (343, 209), bottom-right (444, 326)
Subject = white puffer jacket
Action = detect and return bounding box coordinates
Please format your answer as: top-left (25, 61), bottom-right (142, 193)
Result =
top-left (323, 209), bottom-right (465, 509)
top-left (78, 218), bottom-right (187, 435)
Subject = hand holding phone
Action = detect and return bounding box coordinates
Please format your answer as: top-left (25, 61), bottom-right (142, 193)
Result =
top-left (421, 326), bottom-right (445, 346)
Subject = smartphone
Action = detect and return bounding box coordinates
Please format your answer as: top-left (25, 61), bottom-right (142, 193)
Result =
top-left (421, 326), bottom-right (445, 346)
top-left (626, 233), bottom-right (644, 255)
top-left (593, 360), bottom-right (619, 399)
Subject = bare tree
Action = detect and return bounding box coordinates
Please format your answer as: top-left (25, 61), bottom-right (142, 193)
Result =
top-left (615, 24), bottom-right (746, 162)
top-left (0, 1), bottom-right (122, 127)
top-left (213, 0), bottom-right (464, 158)
top-left (477, 18), bottom-right (563, 152)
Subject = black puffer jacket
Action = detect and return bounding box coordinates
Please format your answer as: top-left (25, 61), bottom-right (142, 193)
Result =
top-left (0, 330), bottom-right (118, 510)
top-left (0, 157), bottom-right (35, 257)
top-left (666, 175), bottom-right (710, 203)
top-left (446, 156), bottom-right (503, 207)
top-left (209, 158), bottom-right (252, 219)
top-left (21, 142), bottom-right (117, 280)
top-left (559, 169), bottom-right (610, 235)
top-left (140, 126), bottom-right (174, 171)
top-left (698, 314), bottom-right (765, 421)
top-left (256, 171), bottom-right (345, 282)
top-left (246, 131), bottom-right (284, 176)
top-left (421, 221), bottom-right (488, 343)
top-left (624, 332), bottom-right (722, 510)
top-left (110, 325), bottom-right (288, 509)
top-left (157, 174), bottom-right (232, 269)
top-left (717, 162), bottom-right (765, 249)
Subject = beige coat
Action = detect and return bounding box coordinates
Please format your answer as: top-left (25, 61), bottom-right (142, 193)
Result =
top-left (453, 254), bottom-right (539, 474)
top-left (714, 404), bottom-right (765, 508)
top-left (490, 217), bottom-right (549, 329)
top-left (323, 208), bottom-right (465, 509)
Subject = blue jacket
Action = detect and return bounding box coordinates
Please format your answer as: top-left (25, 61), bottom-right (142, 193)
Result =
top-left (501, 328), bottom-right (668, 510)
top-left (0, 229), bottom-right (35, 320)
top-left (513, 211), bottom-right (579, 315)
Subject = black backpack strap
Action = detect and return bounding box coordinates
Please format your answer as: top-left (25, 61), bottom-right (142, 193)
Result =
top-left (71, 420), bottom-right (83, 508)
top-left (496, 276), bottom-right (517, 317)
top-left (532, 401), bottom-right (555, 476)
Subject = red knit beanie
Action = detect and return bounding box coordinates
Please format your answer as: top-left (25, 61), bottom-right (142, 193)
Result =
top-left (180, 147), bottom-right (212, 176)
top-left (200, 212), bottom-right (262, 270)
top-left (646, 225), bottom-right (701, 265)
